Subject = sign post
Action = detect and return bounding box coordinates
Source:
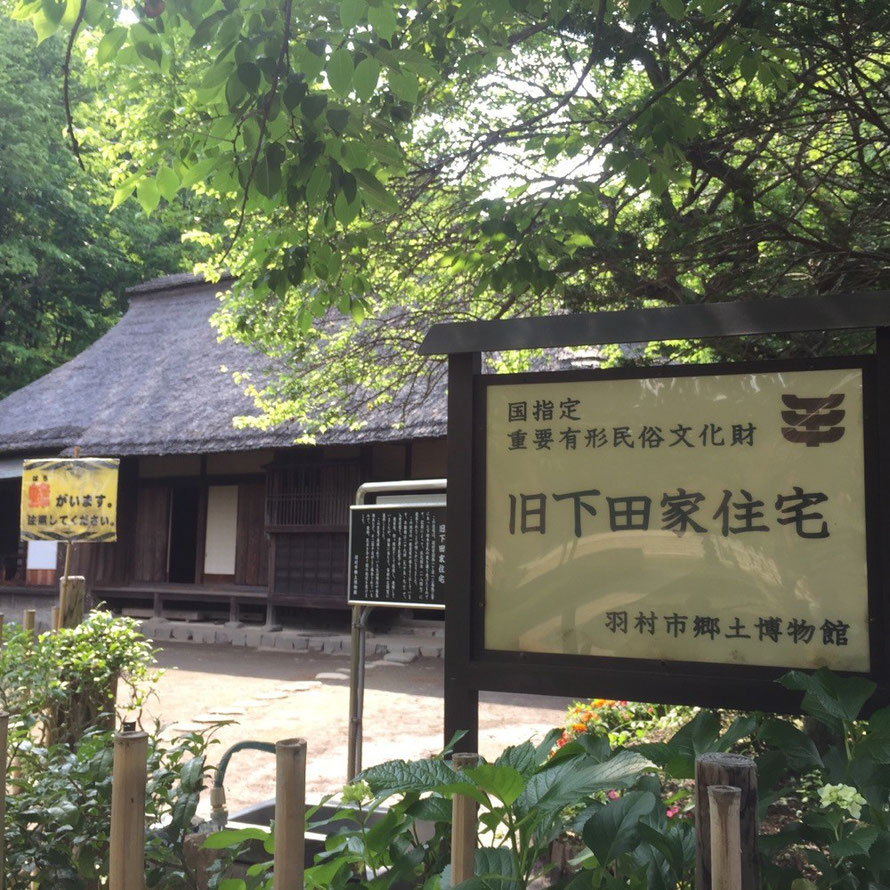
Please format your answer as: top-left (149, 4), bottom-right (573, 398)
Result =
top-left (346, 479), bottom-right (446, 779)
top-left (419, 293), bottom-right (890, 751)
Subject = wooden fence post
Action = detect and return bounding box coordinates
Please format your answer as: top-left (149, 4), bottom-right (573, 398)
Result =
top-left (709, 785), bottom-right (742, 890)
top-left (695, 753), bottom-right (759, 890)
top-left (0, 711), bottom-right (8, 890)
top-left (274, 737), bottom-right (307, 890)
top-left (451, 752), bottom-right (479, 884)
top-left (60, 576), bottom-right (86, 629)
top-left (109, 729), bottom-right (148, 890)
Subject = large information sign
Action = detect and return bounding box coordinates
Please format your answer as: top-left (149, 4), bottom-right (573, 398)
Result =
top-left (484, 364), bottom-right (870, 672)
top-left (349, 504), bottom-right (447, 608)
top-left (20, 458), bottom-right (120, 543)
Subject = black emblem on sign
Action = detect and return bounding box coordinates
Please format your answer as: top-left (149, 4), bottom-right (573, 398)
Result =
top-left (781, 394), bottom-right (845, 446)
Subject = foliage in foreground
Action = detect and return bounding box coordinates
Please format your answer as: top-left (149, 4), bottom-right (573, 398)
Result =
top-left (12, 0), bottom-right (890, 433)
top-left (1, 613), bottom-right (217, 888)
top-left (207, 669), bottom-right (890, 890)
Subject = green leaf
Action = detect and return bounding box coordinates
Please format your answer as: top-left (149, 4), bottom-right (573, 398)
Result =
top-left (494, 741), bottom-right (539, 778)
top-left (334, 190), bottom-right (361, 225)
top-left (757, 719), bottom-right (822, 771)
top-left (827, 825), bottom-right (880, 859)
top-left (41, 0), bottom-right (66, 25)
top-left (326, 108), bottom-right (351, 134)
top-left (626, 157), bottom-right (649, 189)
top-left (353, 168), bottom-right (399, 213)
top-left (305, 165), bottom-right (332, 205)
top-left (368, 3), bottom-right (398, 41)
top-left (340, 0), bottom-right (365, 29)
top-left (627, 0), bottom-right (650, 19)
top-left (237, 61), bottom-right (261, 93)
top-left (353, 56), bottom-right (381, 102)
top-left (660, 0), bottom-right (686, 18)
top-left (203, 826), bottom-right (270, 849)
top-left (156, 166), bottom-right (180, 202)
top-left (466, 763), bottom-right (525, 806)
top-left (301, 93), bottom-right (328, 119)
top-left (780, 668), bottom-right (876, 724)
top-left (582, 791), bottom-right (657, 866)
top-left (389, 69), bottom-right (419, 104)
top-left (96, 27), bottom-right (127, 65)
top-left (180, 156), bottom-right (220, 188)
top-left (327, 48), bottom-right (354, 96)
top-left (514, 751), bottom-right (649, 819)
top-left (136, 178), bottom-right (160, 214)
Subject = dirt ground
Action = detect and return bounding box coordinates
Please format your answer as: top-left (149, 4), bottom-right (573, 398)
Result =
top-left (137, 642), bottom-right (573, 817)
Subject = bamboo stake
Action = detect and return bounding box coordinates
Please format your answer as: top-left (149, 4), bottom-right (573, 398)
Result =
top-left (709, 786), bottom-right (742, 890)
top-left (22, 610), bottom-right (35, 642)
top-left (451, 753), bottom-right (479, 884)
top-left (51, 606), bottom-right (60, 632)
top-left (274, 738), bottom-right (307, 890)
top-left (0, 711), bottom-right (8, 890)
top-left (109, 730), bottom-right (148, 890)
top-left (0, 613), bottom-right (4, 645)
top-left (695, 753), bottom-right (759, 890)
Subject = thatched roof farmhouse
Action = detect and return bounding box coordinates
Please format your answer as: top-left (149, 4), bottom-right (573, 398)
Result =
top-left (0, 274), bottom-right (447, 621)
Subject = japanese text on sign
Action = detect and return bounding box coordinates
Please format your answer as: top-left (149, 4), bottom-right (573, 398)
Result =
top-left (349, 505), bottom-right (446, 608)
top-left (484, 368), bottom-right (869, 672)
top-left (21, 458), bottom-right (119, 543)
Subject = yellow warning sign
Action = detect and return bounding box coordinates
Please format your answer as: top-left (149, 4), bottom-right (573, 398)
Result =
top-left (20, 458), bottom-right (119, 542)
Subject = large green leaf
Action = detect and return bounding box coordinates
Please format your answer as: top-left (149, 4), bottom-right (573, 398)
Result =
top-left (353, 56), bottom-right (381, 102)
top-left (466, 763), bottom-right (525, 806)
top-left (582, 791), bottom-right (657, 866)
top-left (780, 668), bottom-right (876, 724)
top-left (514, 751), bottom-right (649, 820)
top-left (757, 719), bottom-right (823, 771)
top-left (327, 48), bottom-right (354, 96)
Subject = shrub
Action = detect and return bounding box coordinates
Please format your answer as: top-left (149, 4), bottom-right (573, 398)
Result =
top-left (1, 611), bottom-right (217, 889)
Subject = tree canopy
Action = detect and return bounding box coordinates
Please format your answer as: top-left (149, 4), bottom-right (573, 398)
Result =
top-left (13, 0), bottom-right (890, 429)
top-left (0, 5), bottom-right (222, 397)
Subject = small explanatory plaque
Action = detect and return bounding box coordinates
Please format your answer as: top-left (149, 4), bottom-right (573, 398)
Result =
top-left (349, 504), bottom-right (446, 608)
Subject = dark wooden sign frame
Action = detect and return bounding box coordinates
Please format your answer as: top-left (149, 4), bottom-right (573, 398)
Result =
top-left (419, 293), bottom-right (890, 751)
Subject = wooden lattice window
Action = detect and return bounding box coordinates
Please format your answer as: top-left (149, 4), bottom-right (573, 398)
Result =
top-left (266, 462), bottom-right (360, 529)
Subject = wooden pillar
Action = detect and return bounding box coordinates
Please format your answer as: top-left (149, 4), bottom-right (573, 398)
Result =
top-left (22, 609), bottom-right (35, 641)
top-left (60, 575), bottom-right (85, 628)
top-left (274, 738), bottom-right (307, 890)
top-left (109, 730), bottom-right (148, 890)
top-left (709, 785), bottom-right (742, 890)
top-left (443, 351), bottom-right (481, 752)
top-left (451, 752), bottom-right (479, 883)
top-left (695, 753), bottom-right (759, 890)
top-left (0, 711), bottom-right (8, 890)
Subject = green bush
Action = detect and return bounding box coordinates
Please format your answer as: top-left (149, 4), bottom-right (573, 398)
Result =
top-left (1, 612), bottom-right (217, 889)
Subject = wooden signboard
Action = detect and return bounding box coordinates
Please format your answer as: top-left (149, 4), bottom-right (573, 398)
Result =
top-left (419, 294), bottom-right (890, 750)
top-left (20, 458), bottom-right (119, 543)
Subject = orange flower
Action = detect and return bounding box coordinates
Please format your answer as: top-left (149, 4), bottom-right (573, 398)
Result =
top-left (572, 723), bottom-right (586, 733)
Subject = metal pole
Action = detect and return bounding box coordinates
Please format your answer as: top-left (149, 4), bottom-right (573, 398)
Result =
top-left (345, 478), bottom-right (445, 781)
top-left (347, 605), bottom-right (372, 780)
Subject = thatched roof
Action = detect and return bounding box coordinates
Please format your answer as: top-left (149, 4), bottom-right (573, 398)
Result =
top-left (0, 275), bottom-right (446, 457)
